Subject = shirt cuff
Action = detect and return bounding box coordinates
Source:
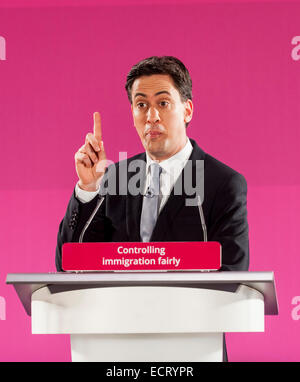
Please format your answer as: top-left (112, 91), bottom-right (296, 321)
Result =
top-left (75, 182), bottom-right (100, 203)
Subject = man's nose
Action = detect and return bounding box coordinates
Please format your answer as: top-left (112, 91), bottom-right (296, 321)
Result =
top-left (147, 106), bottom-right (160, 124)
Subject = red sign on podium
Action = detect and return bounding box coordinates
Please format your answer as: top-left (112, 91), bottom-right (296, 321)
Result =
top-left (62, 242), bottom-right (221, 272)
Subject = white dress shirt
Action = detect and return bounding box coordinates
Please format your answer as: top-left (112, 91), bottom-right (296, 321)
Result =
top-left (75, 138), bottom-right (193, 211)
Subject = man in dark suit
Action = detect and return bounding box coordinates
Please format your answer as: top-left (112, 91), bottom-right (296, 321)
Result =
top-left (55, 56), bottom-right (249, 361)
top-left (56, 137), bottom-right (249, 271)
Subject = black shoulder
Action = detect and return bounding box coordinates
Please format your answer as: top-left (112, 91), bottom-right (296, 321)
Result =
top-left (205, 153), bottom-right (246, 184)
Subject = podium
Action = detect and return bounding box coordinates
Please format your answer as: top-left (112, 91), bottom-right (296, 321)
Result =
top-left (6, 271), bottom-right (278, 362)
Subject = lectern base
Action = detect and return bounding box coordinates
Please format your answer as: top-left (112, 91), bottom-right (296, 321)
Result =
top-left (30, 283), bottom-right (265, 362)
top-left (70, 332), bottom-right (223, 362)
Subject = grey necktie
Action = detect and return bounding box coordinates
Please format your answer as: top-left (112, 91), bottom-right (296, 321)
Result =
top-left (140, 162), bottom-right (162, 242)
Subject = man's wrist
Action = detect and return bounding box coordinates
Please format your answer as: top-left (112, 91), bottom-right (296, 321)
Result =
top-left (75, 182), bottom-right (100, 203)
top-left (77, 180), bottom-right (99, 192)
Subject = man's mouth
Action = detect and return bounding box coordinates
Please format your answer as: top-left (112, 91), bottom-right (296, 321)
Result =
top-left (146, 130), bottom-right (163, 139)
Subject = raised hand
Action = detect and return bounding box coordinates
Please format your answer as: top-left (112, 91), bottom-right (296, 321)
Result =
top-left (75, 112), bottom-right (107, 191)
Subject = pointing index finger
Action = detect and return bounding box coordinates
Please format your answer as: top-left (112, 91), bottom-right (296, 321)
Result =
top-left (93, 112), bottom-right (102, 142)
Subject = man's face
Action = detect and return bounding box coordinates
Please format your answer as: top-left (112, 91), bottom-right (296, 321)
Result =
top-left (130, 74), bottom-right (193, 161)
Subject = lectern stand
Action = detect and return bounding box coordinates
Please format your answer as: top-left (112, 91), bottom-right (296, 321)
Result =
top-left (6, 271), bottom-right (278, 362)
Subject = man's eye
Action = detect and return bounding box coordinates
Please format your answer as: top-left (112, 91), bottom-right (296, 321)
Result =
top-left (137, 102), bottom-right (146, 108)
top-left (160, 101), bottom-right (169, 107)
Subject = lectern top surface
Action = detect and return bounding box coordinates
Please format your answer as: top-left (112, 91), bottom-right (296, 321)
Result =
top-left (6, 270), bottom-right (274, 283)
top-left (6, 271), bottom-right (278, 316)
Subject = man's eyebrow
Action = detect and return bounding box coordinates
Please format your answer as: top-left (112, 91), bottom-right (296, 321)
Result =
top-left (155, 90), bottom-right (171, 97)
top-left (134, 90), bottom-right (171, 99)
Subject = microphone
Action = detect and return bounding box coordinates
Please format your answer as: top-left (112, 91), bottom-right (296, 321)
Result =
top-left (145, 186), bottom-right (155, 198)
top-left (197, 195), bottom-right (207, 242)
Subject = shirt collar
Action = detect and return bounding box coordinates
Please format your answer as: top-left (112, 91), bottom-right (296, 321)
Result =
top-left (145, 138), bottom-right (193, 175)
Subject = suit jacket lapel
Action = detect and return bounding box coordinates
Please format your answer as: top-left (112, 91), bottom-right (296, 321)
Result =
top-left (150, 139), bottom-right (206, 241)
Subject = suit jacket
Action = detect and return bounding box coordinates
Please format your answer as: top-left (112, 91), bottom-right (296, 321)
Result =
top-left (55, 138), bottom-right (249, 272)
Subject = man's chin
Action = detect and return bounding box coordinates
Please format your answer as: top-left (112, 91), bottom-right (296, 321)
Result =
top-left (145, 142), bottom-right (168, 158)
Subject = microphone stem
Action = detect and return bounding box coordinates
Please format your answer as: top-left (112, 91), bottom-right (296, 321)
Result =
top-left (197, 195), bottom-right (207, 242)
top-left (79, 196), bottom-right (105, 243)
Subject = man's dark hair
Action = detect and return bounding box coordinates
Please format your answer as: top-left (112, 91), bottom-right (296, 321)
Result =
top-left (125, 56), bottom-right (193, 104)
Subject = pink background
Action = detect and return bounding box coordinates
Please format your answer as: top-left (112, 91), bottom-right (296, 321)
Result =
top-left (0, 0), bottom-right (300, 361)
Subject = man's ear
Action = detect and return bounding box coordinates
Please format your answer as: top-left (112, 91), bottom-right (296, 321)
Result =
top-left (184, 99), bottom-right (193, 124)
